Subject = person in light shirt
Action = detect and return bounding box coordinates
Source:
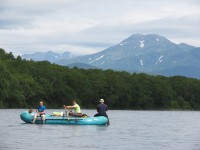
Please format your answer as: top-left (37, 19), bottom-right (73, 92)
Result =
top-left (63, 100), bottom-right (82, 116)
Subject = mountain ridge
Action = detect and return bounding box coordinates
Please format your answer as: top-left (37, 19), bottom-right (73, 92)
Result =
top-left (22, 34), bottom-right (200, 78)
top-left (22, 51), bottom-right (76, 63)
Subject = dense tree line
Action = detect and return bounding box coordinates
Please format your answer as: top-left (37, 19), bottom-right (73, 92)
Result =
top-left (1, 48), bottom-right (200, 109)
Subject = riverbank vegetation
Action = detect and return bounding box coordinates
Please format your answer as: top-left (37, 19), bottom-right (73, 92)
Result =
top-left (1, 48), bottom-right (200, 110)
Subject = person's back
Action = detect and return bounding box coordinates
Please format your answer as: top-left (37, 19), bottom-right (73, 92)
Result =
top-left (73, 103), bottom-right (81, 113)
top-left (94, 99), bottom-right (109, 125)
top-left (97, 103), bottom-right (108, 116)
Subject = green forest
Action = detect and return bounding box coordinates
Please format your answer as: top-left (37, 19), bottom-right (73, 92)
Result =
top-left (1, 48), bottom-right (200, 110)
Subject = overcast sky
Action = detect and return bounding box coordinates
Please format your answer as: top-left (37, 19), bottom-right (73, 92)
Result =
top-left (0, 0), bottom-right (199, 55)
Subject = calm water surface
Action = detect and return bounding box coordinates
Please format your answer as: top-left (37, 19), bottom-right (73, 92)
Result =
top-left (0, 109), bottom-right (200, 150)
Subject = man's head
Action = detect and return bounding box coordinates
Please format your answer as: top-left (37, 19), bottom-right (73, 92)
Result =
top-left (72, 100), bottom-right (77, 105)
top-left (99, 99), bottom-right (104, 103)
top-left (39, 101), bottom-right (43, 106)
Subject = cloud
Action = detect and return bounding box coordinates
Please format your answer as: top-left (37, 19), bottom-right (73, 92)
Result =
top-left (0, 0), bottom-right (199, 55)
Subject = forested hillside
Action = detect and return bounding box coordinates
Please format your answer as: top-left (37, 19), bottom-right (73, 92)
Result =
top-left (1, 48), bottom-right (200, 109)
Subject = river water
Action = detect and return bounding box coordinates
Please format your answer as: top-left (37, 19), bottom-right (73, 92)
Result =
top-left (0, 109), bottom-right (200, 150)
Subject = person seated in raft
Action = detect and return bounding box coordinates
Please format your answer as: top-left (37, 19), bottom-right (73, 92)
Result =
top-left (32, 101), bottom-right (46, 124)
top-left (63, 100), bottom-right (82, 117)
top-left (28, 108), bottom-right (34, 114)
top-left (28, 108), bottom-right (35, 116)
top-left (94, 99), bottom-right (109, 125)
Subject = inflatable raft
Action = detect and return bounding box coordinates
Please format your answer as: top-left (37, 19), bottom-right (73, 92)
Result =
top-left (20, 111), bottom-right (108, 125)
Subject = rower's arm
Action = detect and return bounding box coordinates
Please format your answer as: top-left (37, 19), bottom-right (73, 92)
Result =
top-left (66, 106), bottom-right (75, 109)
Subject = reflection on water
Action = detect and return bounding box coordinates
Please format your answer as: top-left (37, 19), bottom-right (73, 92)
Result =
top-left (0, 109), bottom-right (200, 150)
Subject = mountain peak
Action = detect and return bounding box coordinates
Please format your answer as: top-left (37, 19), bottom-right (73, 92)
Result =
top-left (118, 34), bottom-right (175, 49)
top-left (126, 34), bottom-right (169, 42)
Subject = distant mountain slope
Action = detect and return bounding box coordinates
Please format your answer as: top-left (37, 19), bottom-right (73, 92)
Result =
top-left (58, 34), bottom-right (200, 78)
top-left (22, 51), bottom-right (75, 63)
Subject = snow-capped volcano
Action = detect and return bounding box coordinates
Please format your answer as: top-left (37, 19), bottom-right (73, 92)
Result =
top-left (58, 34), bottom-right (200, 78)
top-left (22, 34), bottom-right (200, 78)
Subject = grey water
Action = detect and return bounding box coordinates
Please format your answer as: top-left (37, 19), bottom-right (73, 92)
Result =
top-left (0, 109), bottom-right (200, 150)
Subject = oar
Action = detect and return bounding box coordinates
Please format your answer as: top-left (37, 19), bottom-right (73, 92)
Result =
top-left (63, 105), bottom-right (72, 112)
top-left (63, 105), bottom-right (72, 120)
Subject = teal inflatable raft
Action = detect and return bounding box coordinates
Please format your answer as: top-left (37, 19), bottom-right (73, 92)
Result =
top-left (20, 111), bottom-right (108, 125)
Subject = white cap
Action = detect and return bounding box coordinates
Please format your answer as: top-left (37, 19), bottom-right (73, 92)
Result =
top-left (99, 99), bottom-right (104, 103)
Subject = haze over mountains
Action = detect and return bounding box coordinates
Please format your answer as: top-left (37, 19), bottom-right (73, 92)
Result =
top-left (22, 51), bottom-right (76, 63)
top-left (22, 34), bottom-right (200, 78)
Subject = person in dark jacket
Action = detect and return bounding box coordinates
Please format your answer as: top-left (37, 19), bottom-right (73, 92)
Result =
top-left (94, 99), bottom-right (109, 125)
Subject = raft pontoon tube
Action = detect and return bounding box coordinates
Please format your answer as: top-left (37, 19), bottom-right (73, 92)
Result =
top-left (20, 111), bottom-right (108, 125)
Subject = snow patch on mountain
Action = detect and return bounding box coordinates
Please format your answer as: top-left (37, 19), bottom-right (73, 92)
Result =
top-left (156, 55), bottom-right (163, 64)
top-left (140, 59), bottom-right (144, 66)
top-left (120, 42), bottom-right (127, 46)
top-left (88, 55), bottom-right (104, 64)
top-left (156, 39), bottom-right (160, 42)
top-left (96, 55), bottom-right (104, 61)
top-left (140, 40), bottom-right (144, 48)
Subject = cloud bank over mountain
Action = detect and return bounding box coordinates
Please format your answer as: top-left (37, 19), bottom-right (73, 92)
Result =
top-left (0, 0), bottom-right (199, 55)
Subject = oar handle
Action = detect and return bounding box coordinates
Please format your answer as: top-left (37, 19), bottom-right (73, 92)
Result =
top-left (63, 105), bottom-right (72, 112)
